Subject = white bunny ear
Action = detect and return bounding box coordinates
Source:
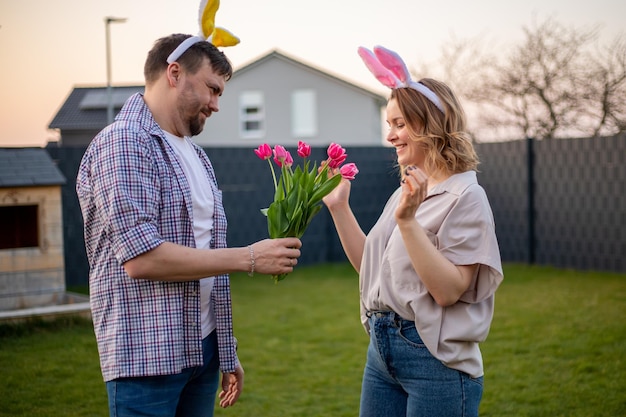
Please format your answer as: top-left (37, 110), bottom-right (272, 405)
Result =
top-left (357, 47), bottom-right (403, 89)
top-left (373, 45), bottom-right (412, 85)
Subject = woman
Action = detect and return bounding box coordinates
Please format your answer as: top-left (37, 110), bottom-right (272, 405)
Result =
top-left (323, 46), bottom-right (503, 417)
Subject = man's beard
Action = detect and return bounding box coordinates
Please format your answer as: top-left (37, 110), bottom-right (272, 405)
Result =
top-left (179, 87), bottom-right (209, 137)
top-left (188, 114), bottom-right (205, 137)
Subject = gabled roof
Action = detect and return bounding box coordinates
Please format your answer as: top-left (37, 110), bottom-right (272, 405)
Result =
top-left (47, 51), bottom-right (384, 133)
top-left (48, 85), bottom-right (144, 130)
top-left (0, 148), bottom-right (66, 187)
top-left (233, 49), bottom-right (386, 105)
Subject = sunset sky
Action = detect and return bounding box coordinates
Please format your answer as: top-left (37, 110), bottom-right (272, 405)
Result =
top-left (0, 0), bottom-right (623, 147)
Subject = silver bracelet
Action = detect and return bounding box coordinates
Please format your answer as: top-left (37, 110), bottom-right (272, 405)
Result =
top-left (247, 245), bottom-right (255, 277)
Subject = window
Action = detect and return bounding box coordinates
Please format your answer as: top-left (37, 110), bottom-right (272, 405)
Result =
top-left (291, 89), bottom-right (317, 138)
top-left (239, 91), bottom-right (265, 139)
top-left (0, 205), bottom-right (39, 250)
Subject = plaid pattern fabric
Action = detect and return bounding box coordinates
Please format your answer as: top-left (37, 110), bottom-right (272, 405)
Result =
top-left (76, 93), bottom-right (237, 381)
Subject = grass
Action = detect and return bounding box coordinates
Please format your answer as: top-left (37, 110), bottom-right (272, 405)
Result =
top-left (0, 316), bottom-right (105, 417)
top-left (479, 264), bottom-right (626, 416)
top-left (1, 263), bottom-right (625, 416)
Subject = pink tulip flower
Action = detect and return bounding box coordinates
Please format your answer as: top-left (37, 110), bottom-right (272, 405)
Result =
top-left (340, 163), bottom-right (359, 180)
top-left (327, 143), bottom-right (348, 169)
top-left (273, 145), bottom-right (293, 168)
top-left (273, 145), bottom-right (288, 162)
top-left (254, 143), bottom-right (272, 160)
top-left (284, 151), bottom-right (294, 168)
top-left (327, 142), bottom-right (346, 160)
top-left (297, 141), bottom-right (311, 158)
top-left (328, 154), bottom-right (347, 169)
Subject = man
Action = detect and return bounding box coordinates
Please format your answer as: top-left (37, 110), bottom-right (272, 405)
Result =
top-left (76, 33), bottom-right (301, 417)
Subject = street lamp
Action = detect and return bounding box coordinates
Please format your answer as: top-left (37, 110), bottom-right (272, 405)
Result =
top-left (105, 16), bottom-right (127, 125)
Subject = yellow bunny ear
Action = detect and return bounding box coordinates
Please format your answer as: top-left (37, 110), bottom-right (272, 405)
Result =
top-left (199, 0), bottom-right (240, 47)
top-left (211, 27), bottom-right (240, 47)
top-left (199, 0), bottom-right (218, 39)
top-left (167, 0), bottom-right (239, 62)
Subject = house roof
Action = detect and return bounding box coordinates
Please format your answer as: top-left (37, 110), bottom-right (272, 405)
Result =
top-left (233, 49), bottom-right (387, 106)
top-left (48, 85), bottom-right (144, 130)
top-left (0, 148), bottom-right (66, 187)
top-left (48, 51), bottom-right (385, 133)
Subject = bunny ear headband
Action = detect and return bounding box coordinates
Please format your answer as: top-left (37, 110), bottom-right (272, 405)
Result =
top-left (167, 0), bottom-right (240, 64)
top-left (357, 45), bottom-right (445, 114)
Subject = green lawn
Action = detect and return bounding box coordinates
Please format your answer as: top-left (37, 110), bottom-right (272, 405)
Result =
top-left (1, 263), bottom-right (625, 416)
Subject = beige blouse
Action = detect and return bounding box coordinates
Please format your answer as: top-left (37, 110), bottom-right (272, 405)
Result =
top-left (360, 171), bottom-right (503, 378)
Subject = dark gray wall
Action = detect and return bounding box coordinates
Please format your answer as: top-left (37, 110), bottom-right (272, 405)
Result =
top-left (47, 134), bottom-right (626, 286)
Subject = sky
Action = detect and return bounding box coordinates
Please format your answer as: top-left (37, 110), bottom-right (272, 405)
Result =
top-left (0, 0), bottom-right (623, 147)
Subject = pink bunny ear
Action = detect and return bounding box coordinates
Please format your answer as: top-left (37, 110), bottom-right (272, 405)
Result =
top-left (373, 45), bottom-right (411, 85)
top-left (358, 46), bottom-right (402, 89)
top-left (358, 45), bottom-right (446, 114)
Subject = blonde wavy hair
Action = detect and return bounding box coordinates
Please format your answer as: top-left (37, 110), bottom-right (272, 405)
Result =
top-left (390, 79), bottom-right (479, 177)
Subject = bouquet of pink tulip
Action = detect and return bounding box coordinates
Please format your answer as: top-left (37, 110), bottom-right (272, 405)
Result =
top-left (254, 141), bottom-right (359, 282)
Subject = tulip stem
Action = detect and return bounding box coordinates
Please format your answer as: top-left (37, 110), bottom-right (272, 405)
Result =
top-left (268, 159), bottom-right (278, 191)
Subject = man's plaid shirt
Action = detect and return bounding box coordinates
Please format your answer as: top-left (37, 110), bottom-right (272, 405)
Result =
top-left (76, 93), bottom-right (237, 381)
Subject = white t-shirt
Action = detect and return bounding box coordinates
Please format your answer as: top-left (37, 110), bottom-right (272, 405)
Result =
top-left (164, 132), bottom-right (216, 338)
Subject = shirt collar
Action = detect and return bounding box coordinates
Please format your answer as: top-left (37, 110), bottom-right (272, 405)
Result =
top-left (428, 171), bottom-right (478, 197)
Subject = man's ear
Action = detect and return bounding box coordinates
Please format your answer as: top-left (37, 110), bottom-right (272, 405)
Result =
top-left (166, 62), bottom-right (182, 87)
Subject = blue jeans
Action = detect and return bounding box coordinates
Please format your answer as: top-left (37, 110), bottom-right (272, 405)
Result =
top-left (106, 331), bottom-right (220, 417)
top-left (360, 311), bottom-right (483, 417)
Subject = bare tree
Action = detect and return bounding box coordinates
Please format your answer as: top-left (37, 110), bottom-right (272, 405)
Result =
top-left (426, 16), bottom-right (626, 141)
top-left (583, 36), bottom-right (626, 136)
top-left (413, 34), bottom-right (498, 141)
top-left (479, 17), bottom-right (596, 139)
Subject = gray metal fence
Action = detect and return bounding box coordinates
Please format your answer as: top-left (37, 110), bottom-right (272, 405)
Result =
top-left (47, 134), bottom-right (626, 286)
top-left (475, 134), bottom-right (626, 272)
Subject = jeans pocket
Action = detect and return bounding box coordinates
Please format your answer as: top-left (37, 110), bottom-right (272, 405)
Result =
top-left (398, 320), bottom-right (427, 348)
top-left (466, 374), bottom-right (484, 388)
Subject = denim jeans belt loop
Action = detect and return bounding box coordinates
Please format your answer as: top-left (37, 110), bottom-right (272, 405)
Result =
top-left (366, 310), bottom-right (404, 322)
